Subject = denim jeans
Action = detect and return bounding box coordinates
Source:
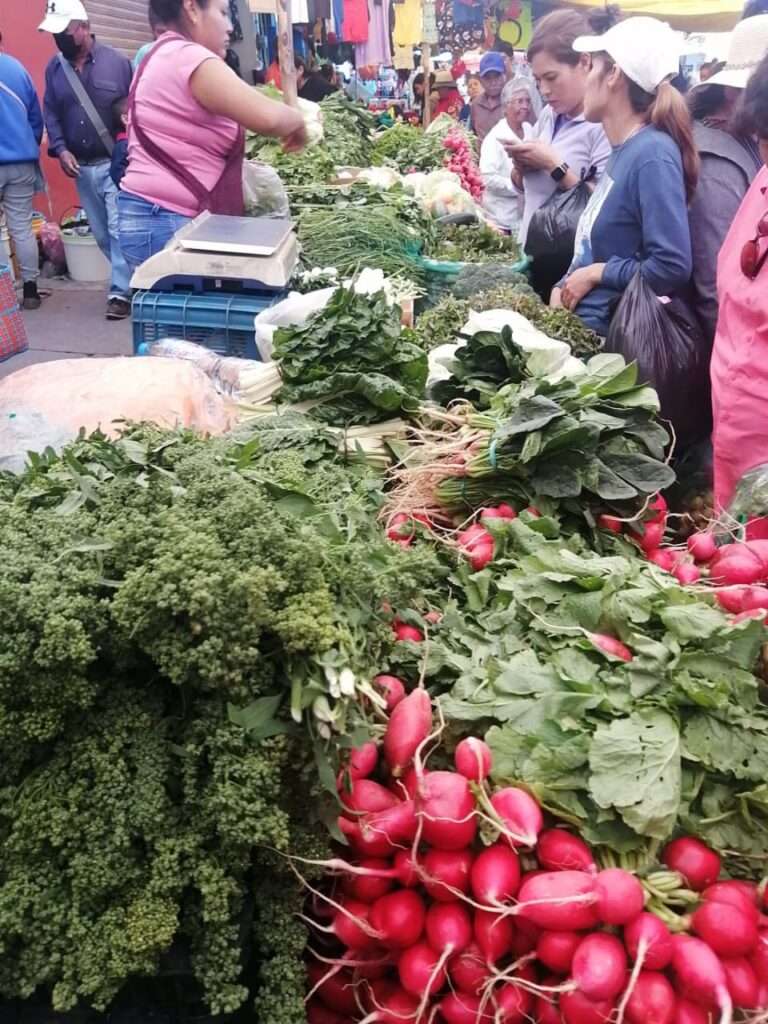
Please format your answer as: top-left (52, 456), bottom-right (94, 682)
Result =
top-left (0, 162), bottom-right (39, 283)
top-left (117, 191), bottom-right (192, 277)
top-left (76, 161), bottom-right (131, 300)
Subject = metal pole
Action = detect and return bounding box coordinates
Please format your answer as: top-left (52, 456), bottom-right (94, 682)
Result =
top-left (421, 44), bottom-right (432, 129)
top-left (276, 0), bottom-right (298, 106)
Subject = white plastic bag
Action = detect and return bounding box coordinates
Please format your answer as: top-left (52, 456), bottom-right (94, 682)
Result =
top-left (243, 161), bottom-right (290, 218)
top-left (253, 287), bottom-right (337, 361)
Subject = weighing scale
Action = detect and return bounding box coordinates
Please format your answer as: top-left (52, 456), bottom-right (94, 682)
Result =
top-left (130, 211), bottom-right (299, 295)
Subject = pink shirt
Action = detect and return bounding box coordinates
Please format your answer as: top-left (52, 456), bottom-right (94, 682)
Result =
top-left (122, 33), bottom-right (240, 217)
top-left (711, 166), bottom-right (768, 510)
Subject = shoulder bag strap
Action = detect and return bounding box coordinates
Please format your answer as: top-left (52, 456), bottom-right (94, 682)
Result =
top-left (128, 37), bottom-right (211, 207)
top-left (57, 53), bottom-right (114, 156)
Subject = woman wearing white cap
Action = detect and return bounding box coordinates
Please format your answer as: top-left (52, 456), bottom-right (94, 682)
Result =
top-left (687, 16), bottom-right (768, 347)
top-left (553, 17), bottom-right (698, 339)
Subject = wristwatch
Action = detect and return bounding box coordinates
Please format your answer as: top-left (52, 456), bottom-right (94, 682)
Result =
top-left (550, 162), bottom-right (570, 183)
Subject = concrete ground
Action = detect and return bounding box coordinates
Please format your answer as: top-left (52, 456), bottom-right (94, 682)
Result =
top-left (1, 278), bottom-right (133, 380)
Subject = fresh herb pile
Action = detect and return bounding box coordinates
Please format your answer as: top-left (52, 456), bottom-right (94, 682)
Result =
top-left (394, 515), bottom-right (768, 858)
top-left (274, 284), bottom-right (428, 425)
top-left (397, 342), bottom-right (674, 517)
top-left (251, 142), bottom-right (336, 188)
top-left (450, 262), bottom-right (535, 300)
top-left (428, 221), bottom-right (523, 264)
top-left (0, 423), bottom-right (439, 1018)
top-left (370, 122), bottom-right (446, 172)
top-left (316, 92), bottom-right (375, 167)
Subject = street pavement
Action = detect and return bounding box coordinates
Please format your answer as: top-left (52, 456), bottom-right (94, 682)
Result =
top-left (1, 278), bottom-right (133, 380)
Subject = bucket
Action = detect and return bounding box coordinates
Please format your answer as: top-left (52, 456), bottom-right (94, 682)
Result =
top-left (62, 232), bottom-right (110, 283)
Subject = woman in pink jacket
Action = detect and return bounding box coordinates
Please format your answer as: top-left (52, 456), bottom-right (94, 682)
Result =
top-left (711, 54), bottom-right (768, 510)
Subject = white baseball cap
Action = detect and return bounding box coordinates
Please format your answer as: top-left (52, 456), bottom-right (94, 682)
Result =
top-left (39, 0), bottom-right (89, 33)
top-left (703, 15), bottom-right (768, 89)
top-left (573, 17), bottom-right (682, 96)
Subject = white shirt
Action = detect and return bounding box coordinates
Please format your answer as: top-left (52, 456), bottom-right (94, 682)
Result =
top-left (519, 105), bottom-right (611, 245)
top-left (479, 117), bottom-right (525, 233)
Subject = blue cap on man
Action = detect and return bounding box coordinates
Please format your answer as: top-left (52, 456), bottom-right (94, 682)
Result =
top-left (479, 52), bottom-right (506, 77)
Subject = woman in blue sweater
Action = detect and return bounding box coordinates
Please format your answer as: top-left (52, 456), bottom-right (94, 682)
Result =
top-left (0, 36), bottom-right (44, 310)
top-left (552, 17), bottom-right (698, 336)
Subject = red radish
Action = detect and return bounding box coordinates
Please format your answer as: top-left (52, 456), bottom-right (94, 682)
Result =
top-left (624, 971), bottom-right (676, 1024)
top-left (341, 779), bottom-right (400, 815)
top-left (490, 786), bottom-right (544, 847)
top-left (340, 800), bottom-right (418, 857)
top-left (710, 546), bottom-right (766, 585)
top-left (572, 932), bottom-right (628, 1001)
top-left (510, 915), bottom-right (540, 957)
top-left (424, 610), bottom-right (443, 624)
top-left (479, 506), bottom-right (506, 520)
top-left (560, 988), bottom-right (614, 1024)
top-left (649, 548), bottom-right (678, 572)
top-left (361, 978), bottom-right (397, 1013)
top-left (365, 987), bottom-right (420, 1024)
top-left (348, 741), bottom-right (379, 779)
top-left (671, 935), bottom-right (733, 1022)
top-left (648, 495), bottom-right (668, 522)
top-left (624, 913), bottom-right (674, 971)
top-left (722, 957), bottom-right (759, 1009)
top-left (587, 633), bottom-right (633, 662)
top-left (370, 890), bottom-right (426, 948)
top-left (517, 871), bottom-right (599, 931)
top-left (732, 608), bottom-right (768, 624)
top-left (691, 900), bottom-right (759, 957)
top-left (688, 532), bottom-right (717, 563)
top-left (418, 771), bottom-right (477, 850)
top-left (454, 737), bottom-right (492, 782)
top-left (470, 542), bottom-right (494, 572)
top-left (307, 963), bottom-right (359, 1015)
top-left (458, 524), bottom-right (492, 552)
top-left (703, 881), bottom-right (759, 919)
top-left (422, 847), bottom-right (473, 902)
top-left (662, 837), bottom-right (721, 891)
top-left (355, 953), bottom-right (391, 981)
top-left (674, 562), bottom-right (701, 585)
top-left (537, 830), bottom-right (596, 873)
top-left (394, 766), bottom-right (419, 801)
top-left (439, 992), bottom-right (491, 1024)
top-left (537, 930), bottom-right (582, 974)
top-left (470, 843), bottom-right (521, 904)
top-left (387, 514), bottom-right (414, 542)
top-left (525, 506), bottom-right (541, 518)
top-left (716, 587), bottom-right (748, 613)
top-left (449, 943), bottom-right (489, 994)
top-left (497, 503), bottom-right (517, 519)
top-left (752, 933), bottom-right (768, 981)
top-left (739, 585), bottom-right (768, 611)
top-left (397, 940), bottom-right (446, 998)
top-left (306, 1001), bottom-right (345, 1024)
top-left (674, 998), bottom-right (711, 1024)
top-left (393, 849), bottom-right (420, 888)
top-left (333, 899), bottom-right (378, 951)
top-left (474, 907), bottom-right (515, 962)
top-left (393, 621), bottom-right (424, 643)
top-left (347, 858), bottom-right (395, 903)
top-left (383, 688), bottom-right (432, 778)
top-left (640, 522), bottom-right (665, 552)
top-left (373, 675), bottom-right (406, 710)
top-left (425, 901), bottom-right (473, 955)
top-left (495, 982), bottom-right (534, 1023)
top-left (535, 987), bottom-right (563, 1024)
top-left (598, 514), bottom-right (623, 534)
top-left (595, 868), bottom-right (644, 925)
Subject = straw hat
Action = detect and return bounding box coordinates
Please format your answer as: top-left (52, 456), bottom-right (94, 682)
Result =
top-left (434, 69), bottom-right (457, 89)
top-left (705, 14), bottom-right (768, 89)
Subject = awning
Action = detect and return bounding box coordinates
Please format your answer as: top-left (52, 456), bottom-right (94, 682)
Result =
top-left (535, 0), bottom-right (742, 31)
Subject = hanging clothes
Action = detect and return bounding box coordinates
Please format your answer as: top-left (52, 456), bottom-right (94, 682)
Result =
top-left (343, 0), bottom-right (369, 43)
top-left (355, 0), bottom-right (393, 65)
top-left (293, 0), bottom-right (311, 24)
top-left (393, 44), bottom-right (414, 69)
top-left (436, 0), bottom-right (484, 50)
top-left (393, 0), bottom-right (423, 47)
top-left (423, 1), bottom-right (439, 45)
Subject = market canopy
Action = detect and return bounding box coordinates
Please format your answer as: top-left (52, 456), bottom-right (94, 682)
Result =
top-left (534, 0), bottom-right (742, 31)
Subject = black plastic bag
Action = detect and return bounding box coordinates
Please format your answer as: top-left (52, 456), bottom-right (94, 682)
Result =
top-left (605, 272), bottom-right (711, 448)
top-left (525, 172), bottom-right (595, 268)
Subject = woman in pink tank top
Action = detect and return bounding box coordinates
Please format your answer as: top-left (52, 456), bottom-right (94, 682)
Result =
top-left (118, 0), bottom-right (306, 276)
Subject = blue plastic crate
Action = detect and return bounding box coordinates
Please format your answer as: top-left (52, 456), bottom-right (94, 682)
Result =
top-left (132, 290), bottom-right (285, 360)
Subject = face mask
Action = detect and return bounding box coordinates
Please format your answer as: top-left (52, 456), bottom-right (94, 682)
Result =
top-left (54, 32), bottom-right (80, 60)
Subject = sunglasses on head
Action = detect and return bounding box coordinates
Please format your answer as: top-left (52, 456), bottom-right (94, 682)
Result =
top-left (741, 213), bottom-right (768, 279)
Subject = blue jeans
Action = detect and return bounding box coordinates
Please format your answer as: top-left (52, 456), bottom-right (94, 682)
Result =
top-left (76, 161), bottom-right (131, 299)
top-left (118, 191), bottom-right (192, 277)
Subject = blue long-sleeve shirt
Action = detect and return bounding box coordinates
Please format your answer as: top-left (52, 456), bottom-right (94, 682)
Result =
top-left (43, 40), bottom-right (132, 162)
top-left (0, 53), bottom-right (43, 164)
top-left (566, 125), bottom-right (692, 336)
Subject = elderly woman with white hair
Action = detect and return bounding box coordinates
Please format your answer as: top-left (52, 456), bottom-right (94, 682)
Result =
top-left (479, 78), bottom-right (535, 233)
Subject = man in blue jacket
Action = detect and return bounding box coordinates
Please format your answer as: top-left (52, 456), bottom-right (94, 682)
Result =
top-left (0, 33), bottom-right (44, 310)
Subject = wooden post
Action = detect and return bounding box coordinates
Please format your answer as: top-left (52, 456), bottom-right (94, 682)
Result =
top-left (421, 44), bottom-right (432, 129)
top-left (276, 0), bottom-right (298, 106)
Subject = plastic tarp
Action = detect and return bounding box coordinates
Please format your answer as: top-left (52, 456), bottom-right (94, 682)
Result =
top-left (537, 0), bottom-right (741, 31)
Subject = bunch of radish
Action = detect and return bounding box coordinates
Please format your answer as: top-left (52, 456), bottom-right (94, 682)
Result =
top-left (443, 130), bottom-right (484, 201)
top-left (302, 689), bottom-right (762, 1024)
